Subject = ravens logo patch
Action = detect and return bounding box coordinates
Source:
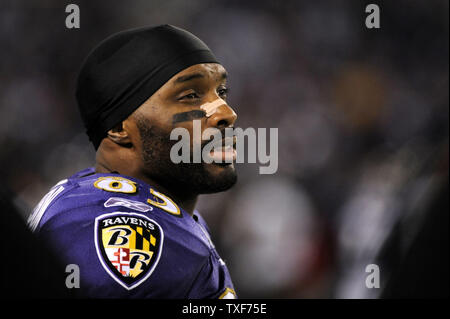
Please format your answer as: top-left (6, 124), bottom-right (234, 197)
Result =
top-left (94, 212), bottom-right (164, 290)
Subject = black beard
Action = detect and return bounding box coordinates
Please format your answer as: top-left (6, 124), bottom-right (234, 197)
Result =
top-left (135, 115), bottom-right (237, 196)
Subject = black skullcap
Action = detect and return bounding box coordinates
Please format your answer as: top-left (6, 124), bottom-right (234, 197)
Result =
top-left (76, 24), bottom-right (219, 149)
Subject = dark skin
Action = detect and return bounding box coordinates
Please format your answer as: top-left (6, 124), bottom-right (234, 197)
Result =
top-left (95, 63), bottom-right (237, 216)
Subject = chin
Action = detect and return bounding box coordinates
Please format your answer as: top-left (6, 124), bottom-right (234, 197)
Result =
top-left (194, 162), bottom-right (238, 194)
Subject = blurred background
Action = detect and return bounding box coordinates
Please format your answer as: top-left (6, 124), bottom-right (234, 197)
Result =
top-left (0, 0), bottom-right (448, 298)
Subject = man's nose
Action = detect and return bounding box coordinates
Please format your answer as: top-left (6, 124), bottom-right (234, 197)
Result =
top-left (207, 102), bottom-right (237, 128)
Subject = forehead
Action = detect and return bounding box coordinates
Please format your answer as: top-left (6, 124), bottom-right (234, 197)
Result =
top-left (169, 63), bottom-right (228, 85)
top-left (132, 63), bottom-right (227, 116)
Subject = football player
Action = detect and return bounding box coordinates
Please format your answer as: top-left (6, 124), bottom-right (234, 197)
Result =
top-left (28, 25), bottom-right (237, 298)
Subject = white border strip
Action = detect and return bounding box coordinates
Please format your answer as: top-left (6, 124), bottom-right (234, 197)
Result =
top-left (27, 179), bottom-right (67, 232)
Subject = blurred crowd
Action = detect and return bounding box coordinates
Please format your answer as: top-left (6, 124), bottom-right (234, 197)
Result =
top-left (1, 0), bottom-right (448, 298)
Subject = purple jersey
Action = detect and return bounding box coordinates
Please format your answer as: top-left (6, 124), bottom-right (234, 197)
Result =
top-left (28, 167), bottom-right (236, 299)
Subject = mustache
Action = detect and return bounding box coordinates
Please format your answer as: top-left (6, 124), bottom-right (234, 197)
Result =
top-left (200, 128), bottom-right (236, 149)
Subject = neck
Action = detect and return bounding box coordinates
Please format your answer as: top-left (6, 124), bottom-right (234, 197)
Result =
top-left (95, 161), bottom-right (198, 216)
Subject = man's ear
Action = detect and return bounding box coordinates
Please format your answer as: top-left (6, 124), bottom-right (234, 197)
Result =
top-left (107, 122), bottom-right (132, 146)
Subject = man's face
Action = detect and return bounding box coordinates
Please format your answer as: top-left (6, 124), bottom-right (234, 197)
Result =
top-left (129, 63), bottom-right (238, 195)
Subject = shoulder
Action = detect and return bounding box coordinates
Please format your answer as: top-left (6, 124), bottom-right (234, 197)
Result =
top-left (28, 169), bottom-right (212, 297)
top-left (29, 169), bottom-right (202, 253)
top-left (29, 168), bottom-right (183, 233)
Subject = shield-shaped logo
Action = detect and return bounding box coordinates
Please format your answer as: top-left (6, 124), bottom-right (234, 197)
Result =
top-left (94, 212), bottom-right (164, 290)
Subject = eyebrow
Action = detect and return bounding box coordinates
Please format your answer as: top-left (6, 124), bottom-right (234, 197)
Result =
top-left (173, 71), bottom-right (228, 85)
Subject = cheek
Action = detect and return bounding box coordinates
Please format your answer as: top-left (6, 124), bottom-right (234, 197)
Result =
top-left (173, 118), bottom-right (209, 143)
top-left (146, 115), bottom-right (175, 138)
top-left (137, 96), bottom-right (175, 131)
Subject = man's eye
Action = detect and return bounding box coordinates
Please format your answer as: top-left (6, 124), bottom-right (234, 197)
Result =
top-left (180, 92), bottom-right (199, 100)
top-left (217, 87), bottom-right (229, 97)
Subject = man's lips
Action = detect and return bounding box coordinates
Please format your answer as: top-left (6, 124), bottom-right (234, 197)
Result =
top-left (209, 146), bottom-right (237, 163)
top-left (205, 136), bottom-right (237, 163)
